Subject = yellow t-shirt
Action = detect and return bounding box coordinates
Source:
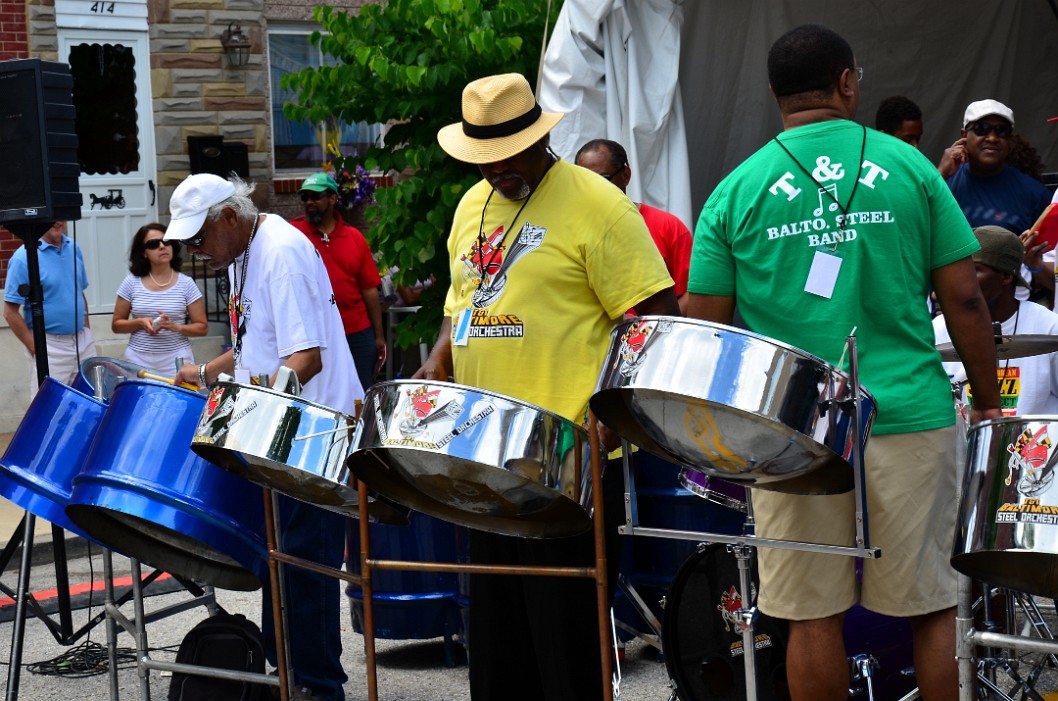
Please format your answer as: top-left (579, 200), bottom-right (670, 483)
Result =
top-left (444, 159), bottom-right (673, 423)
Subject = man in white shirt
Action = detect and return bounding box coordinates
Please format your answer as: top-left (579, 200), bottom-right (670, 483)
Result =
top-left (169, 173), bottom-right (360, 701)
top-left (935, 225), bottom-right (1058, 416)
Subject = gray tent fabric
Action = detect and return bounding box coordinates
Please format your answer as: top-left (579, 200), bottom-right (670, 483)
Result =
top-left (544, 0), bottom-right (1058, 224)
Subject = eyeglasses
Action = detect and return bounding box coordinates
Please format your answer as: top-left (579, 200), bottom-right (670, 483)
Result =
top-left (144, 239), bottom-right (171, 251)
top-left (969, 122), bottom-right (1013, 139)
top-left (599, 165), bottom-right (627, 182)
top-left (183, 220), bottom-right (211, 248)
top-left (300, 191), bottom-right (331, 202)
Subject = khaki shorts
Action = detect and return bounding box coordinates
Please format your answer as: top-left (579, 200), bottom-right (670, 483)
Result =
top-left (753, 426), bottom-right (959, 620)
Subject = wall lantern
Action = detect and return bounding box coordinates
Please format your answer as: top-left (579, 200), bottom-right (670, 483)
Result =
top-left (221, 22), bottom-right (252, 67)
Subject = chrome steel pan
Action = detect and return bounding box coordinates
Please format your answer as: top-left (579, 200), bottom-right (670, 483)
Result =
top-left (191, 381), bottom-right (406, 525)
top-left (592, 317), bottom-right (876, 494)
top-left (953, 415), bottom-right (1058, 597)
top-left (347, 380), bottom-right (593, 539)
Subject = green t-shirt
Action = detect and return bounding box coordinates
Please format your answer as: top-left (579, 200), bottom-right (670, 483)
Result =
top-left (689, 120), bottom-right (977, 435)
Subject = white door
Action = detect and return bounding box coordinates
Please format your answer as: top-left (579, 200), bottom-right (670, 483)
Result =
top-left (59, 29), bottom-right (157, 315)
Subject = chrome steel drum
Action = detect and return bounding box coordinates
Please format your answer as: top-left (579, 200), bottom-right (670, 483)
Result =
top-left (953, 415), bottom-right (1058, 596)
top-left (66, 380), bottom-right (267, 591)
top-left (73, 357), bottom-right (148, 400)
top-left (592, 317), bottom-right (876, 494)
top-left (191, 382), bottom-right (406, 525)
top-left (679, 467), bottom-right (748, 512)
top-left (348, 380), bottom-right (593, 538)
top-left (0, 377), bottom-right (105, 540)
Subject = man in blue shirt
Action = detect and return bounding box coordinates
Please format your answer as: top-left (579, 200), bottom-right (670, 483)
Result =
top-left (3, 221), bottom-right (96, 392)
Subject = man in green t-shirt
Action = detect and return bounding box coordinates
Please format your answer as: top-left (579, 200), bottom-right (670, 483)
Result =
top-left (688, 24), bottom-right (1001, 701)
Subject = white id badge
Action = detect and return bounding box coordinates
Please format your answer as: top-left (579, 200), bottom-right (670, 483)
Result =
top-left (452, 308), bottom-right (472, 346)
top-left (235, 368), bottom-right (251, 384)
top-left (804, 250), bottom-right (842, 299)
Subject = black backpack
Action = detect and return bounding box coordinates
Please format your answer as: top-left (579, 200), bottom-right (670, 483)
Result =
top-left (167, 612), bottom-right (270, 701)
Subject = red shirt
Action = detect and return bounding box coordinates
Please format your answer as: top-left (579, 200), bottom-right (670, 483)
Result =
top-left (639, 203), bottom-right (691, 297)
top-left (290, 212), bottom-right (381, 334)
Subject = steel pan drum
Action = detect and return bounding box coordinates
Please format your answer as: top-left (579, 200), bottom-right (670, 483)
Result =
top-left (190, 382), bottom-right (406, 525)
top-left (66, 380), bottom-right (267, 591)
top-left (347, 380), bottom-right (593, 538)
top-left (0, 377), bottom-right (105, 539)
top-left (73, 357), bottom-right (148, 400)
top-left (592, 317), bottom-right (876, 495)
top-left (953, 415), bottom-right (1058, 596)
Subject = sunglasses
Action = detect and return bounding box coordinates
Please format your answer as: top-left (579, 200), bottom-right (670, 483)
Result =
top-left (300, 191), bottom-right (332, 202)
top-left (969, 122), bottom-right (1012, 139)
top-left (598, 165), bottom-right (627, 182)
top-left (183, 221), bottom-right (210, 248)
top-left (144, 239), bottom-right (171, 251)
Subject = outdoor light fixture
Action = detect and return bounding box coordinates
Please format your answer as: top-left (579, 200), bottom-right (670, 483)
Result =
top-left (220, 22), bottom-right (251, 67)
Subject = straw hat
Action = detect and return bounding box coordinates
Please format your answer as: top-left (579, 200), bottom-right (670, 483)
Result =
top-left (438, 74), bottom-right (564, 164)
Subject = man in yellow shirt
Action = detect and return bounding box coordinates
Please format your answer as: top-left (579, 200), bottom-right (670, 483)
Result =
top-left (417, 73), bottom-right (677, 700)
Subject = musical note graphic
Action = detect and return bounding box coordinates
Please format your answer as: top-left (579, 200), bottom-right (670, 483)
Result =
top-left (813, 184), bottom-right (840, 217)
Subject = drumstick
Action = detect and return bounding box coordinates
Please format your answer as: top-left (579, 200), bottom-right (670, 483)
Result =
top-left (137, 369), bottom-right (202, 392)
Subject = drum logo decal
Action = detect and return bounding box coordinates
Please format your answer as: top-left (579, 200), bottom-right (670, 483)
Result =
top-left (1004, 426), bottom-right (1056, 498)
top-left (718, 585), bottom-right (743, 633)
top-left (381, 386), bottom-right (496, 450)
top-left (615, 318), bottom-right (672, 377)
top-left (717, 582), bottom-right (774, 656)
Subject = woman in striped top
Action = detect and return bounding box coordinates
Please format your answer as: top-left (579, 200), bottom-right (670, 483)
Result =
top-left (111, 223), bottom-right (208, 373)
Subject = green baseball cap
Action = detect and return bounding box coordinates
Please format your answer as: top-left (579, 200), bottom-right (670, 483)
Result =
top-left (299, 173), bottom-right (338, 193)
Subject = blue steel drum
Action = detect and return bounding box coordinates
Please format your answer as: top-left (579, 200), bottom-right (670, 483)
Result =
top-left (0, 377), bottom-right (106, 540)
top-left (613, 452), bottom-right (745, 641)
top-left (345, 511), bottom-right (466, 645)
top-left (66, 380), bottom-right (267, 591)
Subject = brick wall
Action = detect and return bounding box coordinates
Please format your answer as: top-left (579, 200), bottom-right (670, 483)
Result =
top-left (0, 0), bottom-right (26, 59)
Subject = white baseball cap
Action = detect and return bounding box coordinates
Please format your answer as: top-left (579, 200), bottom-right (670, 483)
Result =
top-left (165, 174), bottom-right (236, 241)
top-left (963, 99), bottom-right (1015, 128)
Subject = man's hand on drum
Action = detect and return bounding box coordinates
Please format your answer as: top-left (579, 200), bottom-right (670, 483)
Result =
top-left (970, 406), bottom-right (1004, 425)
top-left (175, 363), bottom-right (203, 387)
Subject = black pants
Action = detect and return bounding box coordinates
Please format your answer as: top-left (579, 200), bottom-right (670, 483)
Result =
top-left (467, 457), bottom-right (625, 701)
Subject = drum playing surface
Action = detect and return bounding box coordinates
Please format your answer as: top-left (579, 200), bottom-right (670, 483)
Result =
top-left (592, 317), bottom-right (875, 495)
top-left (348, 380), bottom-right (594, 539)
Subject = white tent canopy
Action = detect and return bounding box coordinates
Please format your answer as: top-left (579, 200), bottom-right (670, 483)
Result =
top-left (540, 0), bottom-right (1058, 229)
top-left (539, 0), bottom-right (693, 229)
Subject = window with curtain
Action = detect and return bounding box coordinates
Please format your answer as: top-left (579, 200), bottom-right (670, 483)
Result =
top-left (268, 26), bottom-right (382, 171)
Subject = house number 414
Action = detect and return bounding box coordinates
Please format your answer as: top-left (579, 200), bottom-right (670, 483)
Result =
top-left (89, 2), bottom-right (115, 13)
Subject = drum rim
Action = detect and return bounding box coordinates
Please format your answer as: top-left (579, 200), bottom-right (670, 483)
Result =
top-left (616, 315), bottom-right (877, 403)
top-left (968, 414), bottom-right (1058, 432)
top-left (366, 379), bottom-right (590, 435)
top-left (210, 380), bottom-right (355, 419)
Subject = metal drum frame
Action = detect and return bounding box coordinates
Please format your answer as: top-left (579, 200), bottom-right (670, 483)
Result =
top-left (255, 412), bottom-right (616, 701)
top-left (612, 333), bottom-right (881, 701)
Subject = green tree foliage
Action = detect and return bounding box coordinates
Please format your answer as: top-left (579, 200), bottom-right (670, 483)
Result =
top-left (282, 0), bottom-right (559, 349)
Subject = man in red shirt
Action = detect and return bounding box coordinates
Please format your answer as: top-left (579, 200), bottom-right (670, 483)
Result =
top-left (575, 139), bottom-right (692, 312)
top-left (290, 173), bottom-right (385, 391)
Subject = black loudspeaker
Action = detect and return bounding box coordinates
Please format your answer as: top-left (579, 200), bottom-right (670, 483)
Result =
top-left (187, 135), bottom-right (225, 176)
top-left (0, 59), bottom-right (82, 225)
top-left (188, 135), bottom-right (250, 179)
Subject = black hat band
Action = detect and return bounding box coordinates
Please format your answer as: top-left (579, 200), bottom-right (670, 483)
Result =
top-left (462, 103), bottom-right (542, 139)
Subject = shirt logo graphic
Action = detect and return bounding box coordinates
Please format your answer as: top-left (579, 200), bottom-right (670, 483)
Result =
top-left (468, 223), bottom-right (545, 308)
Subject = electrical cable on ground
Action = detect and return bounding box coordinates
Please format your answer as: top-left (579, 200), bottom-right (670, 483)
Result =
top-left (26, 640), bottom-right (137, 677)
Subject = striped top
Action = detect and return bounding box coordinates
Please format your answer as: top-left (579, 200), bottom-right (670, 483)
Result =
top-left (116, 273), bottom-right (203, 354)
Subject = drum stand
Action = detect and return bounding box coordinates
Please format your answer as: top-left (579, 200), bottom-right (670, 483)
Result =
top-left (261, 415), bottom-right (616, 701)
top-left (619, 333), bottom-right (881, 701)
